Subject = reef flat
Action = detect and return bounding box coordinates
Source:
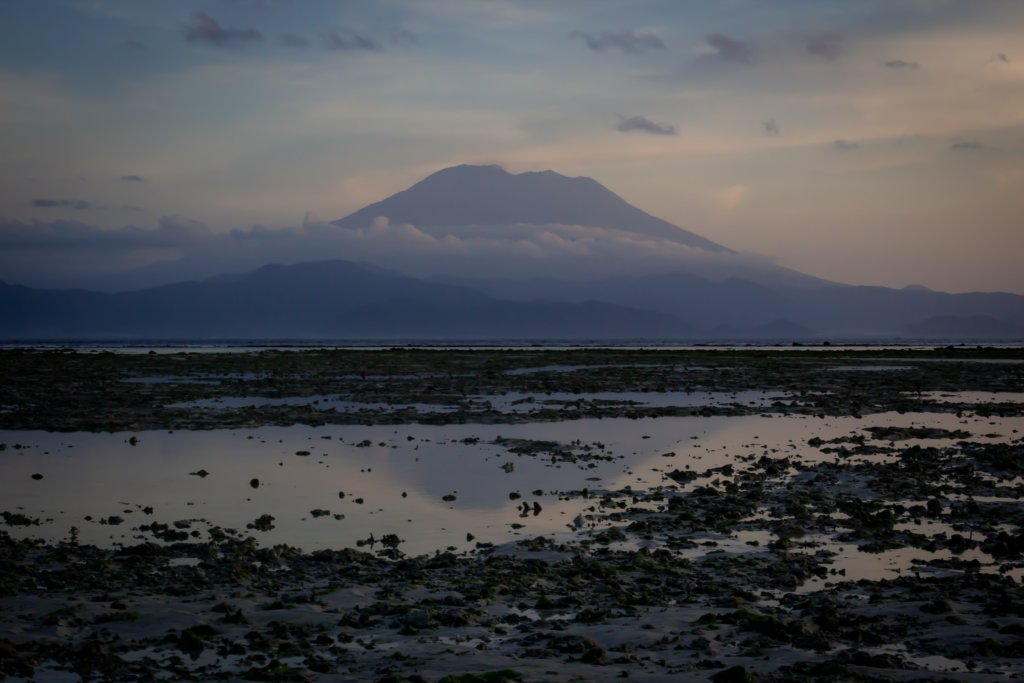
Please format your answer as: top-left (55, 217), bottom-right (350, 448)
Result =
top-left (1, 347), bottom-right (1022, 681)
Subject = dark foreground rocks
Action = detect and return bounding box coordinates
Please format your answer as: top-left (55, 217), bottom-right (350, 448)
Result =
top-left (1, 528), bottom-right (1023, 682)
top-left (2, 347), bottom-right (1022, 432)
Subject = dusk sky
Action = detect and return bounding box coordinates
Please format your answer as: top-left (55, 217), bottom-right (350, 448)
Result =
top-left (1, 0), bottom-right (1022, 294)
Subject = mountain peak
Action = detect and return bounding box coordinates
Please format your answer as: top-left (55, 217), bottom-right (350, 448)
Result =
top-left (425, 163), bottom-right (510, 179)
top-left (334, 164), bottom-right (731, 252)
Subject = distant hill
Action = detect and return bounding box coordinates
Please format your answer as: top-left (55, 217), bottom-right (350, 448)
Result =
top-left (5, 260), bottom-right (1021, 340)
top-left (339, 298), bottom-right (689, 340)
top-left (439, 272), bottom-right (1024, 339)
top-left (0, 261), bottom-right (688, 340)
top-left (333, 164), bottom-right (731, 252)
top-left (905, 315), bottom-right (1024, 339)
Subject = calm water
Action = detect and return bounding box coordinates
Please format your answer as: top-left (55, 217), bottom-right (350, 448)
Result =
top-left (3, 405), bottom-right (1022, 586)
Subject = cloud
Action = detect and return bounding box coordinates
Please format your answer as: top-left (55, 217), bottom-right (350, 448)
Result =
top-left (184, 13), bottom-right (263, 47)
top-left (280, 34), bottom-right (309, 48)
top-left (834, 139), bottom-right (859, 151)
top-left (221, 0), bottom-right (272, 8)
top-left (762, 119), bottom-right (780, 136)
top-left (0, 215), bottom-right (769, 291)
top-left (156, 215), bottom-right (211, 240)
top-left (713, 185), bottom-right (750, 210)
top-left (32, 199), bottom-right (91, 210)
top-left (119, 175), bottom-right (145, 183)
top-left (222, 0), bottom-right (312, 8)
top-left (984, 161), bottom-right (1024, 189)
top-left (0, 216), bottom-right (210, 250)
top-left (391, 28), bottom-right (419, 46)
top-left (210, 218), bottom-right (766, 285)
top-left (325, 31), bottom-right (378, 52)
top-left (571, 29), bottom-right (665, 54)
top-left (883, 59), bottom-right (920, 69)
top-left (0, 218), bottom-right (210, 289)
top-left (615, 115), bottom-right (677, 136)
top-left (805, 31), bottom-right (843, 61)
top-left (122, 40), bottom-right (146, 51)
top-left (950, 140), bottom-right (993, 151)
top-left (704, 33), bottom-right (754, 65)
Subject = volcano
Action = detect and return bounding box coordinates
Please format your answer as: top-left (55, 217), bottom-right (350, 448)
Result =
top-left (333, 164), bottom-right (730, 253)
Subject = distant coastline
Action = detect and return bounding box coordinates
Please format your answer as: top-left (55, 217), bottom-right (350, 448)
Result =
top-left (3, 338), bottom-right (1024, 354)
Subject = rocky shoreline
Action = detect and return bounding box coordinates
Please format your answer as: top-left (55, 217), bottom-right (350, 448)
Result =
top-left (2, 347), bottom-right (1022, 433)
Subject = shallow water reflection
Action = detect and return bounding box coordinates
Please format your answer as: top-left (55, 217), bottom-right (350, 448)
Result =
top-left (2, 410), bottom-right (1022, 583)
top-left (1, 419), bottom-right (695, 554)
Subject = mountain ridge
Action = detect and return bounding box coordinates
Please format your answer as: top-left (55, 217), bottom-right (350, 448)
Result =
top-left (3, 258), bottom-right (1023, 340)
top-left (0, 260), bottom-right (689, 340)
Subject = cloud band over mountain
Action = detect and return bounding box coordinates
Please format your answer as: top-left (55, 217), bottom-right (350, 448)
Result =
top-left (0, 214), bottom-right (775, 292)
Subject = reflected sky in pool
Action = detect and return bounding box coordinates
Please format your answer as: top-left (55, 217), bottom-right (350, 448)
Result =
top-left (2, 407), bottom-right (1022, 583)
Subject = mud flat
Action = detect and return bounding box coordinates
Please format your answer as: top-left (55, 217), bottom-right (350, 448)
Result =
top-left (1, 347), bottom-right (1023, 681)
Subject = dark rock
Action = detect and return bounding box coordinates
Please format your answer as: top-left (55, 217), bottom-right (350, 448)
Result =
top-left (247, 514), bottom-right (275, 531)
top-left (710, 665), bottom-right (755, 683)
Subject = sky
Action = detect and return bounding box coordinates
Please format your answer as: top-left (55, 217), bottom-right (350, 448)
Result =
top-left (1, 0), bottom-right (1022, 294)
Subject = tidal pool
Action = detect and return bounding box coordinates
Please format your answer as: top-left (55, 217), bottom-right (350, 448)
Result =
top-left (1, 418), bottom-right (697, 554)
top-left (3, 408), bottom-right (1022, 586)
